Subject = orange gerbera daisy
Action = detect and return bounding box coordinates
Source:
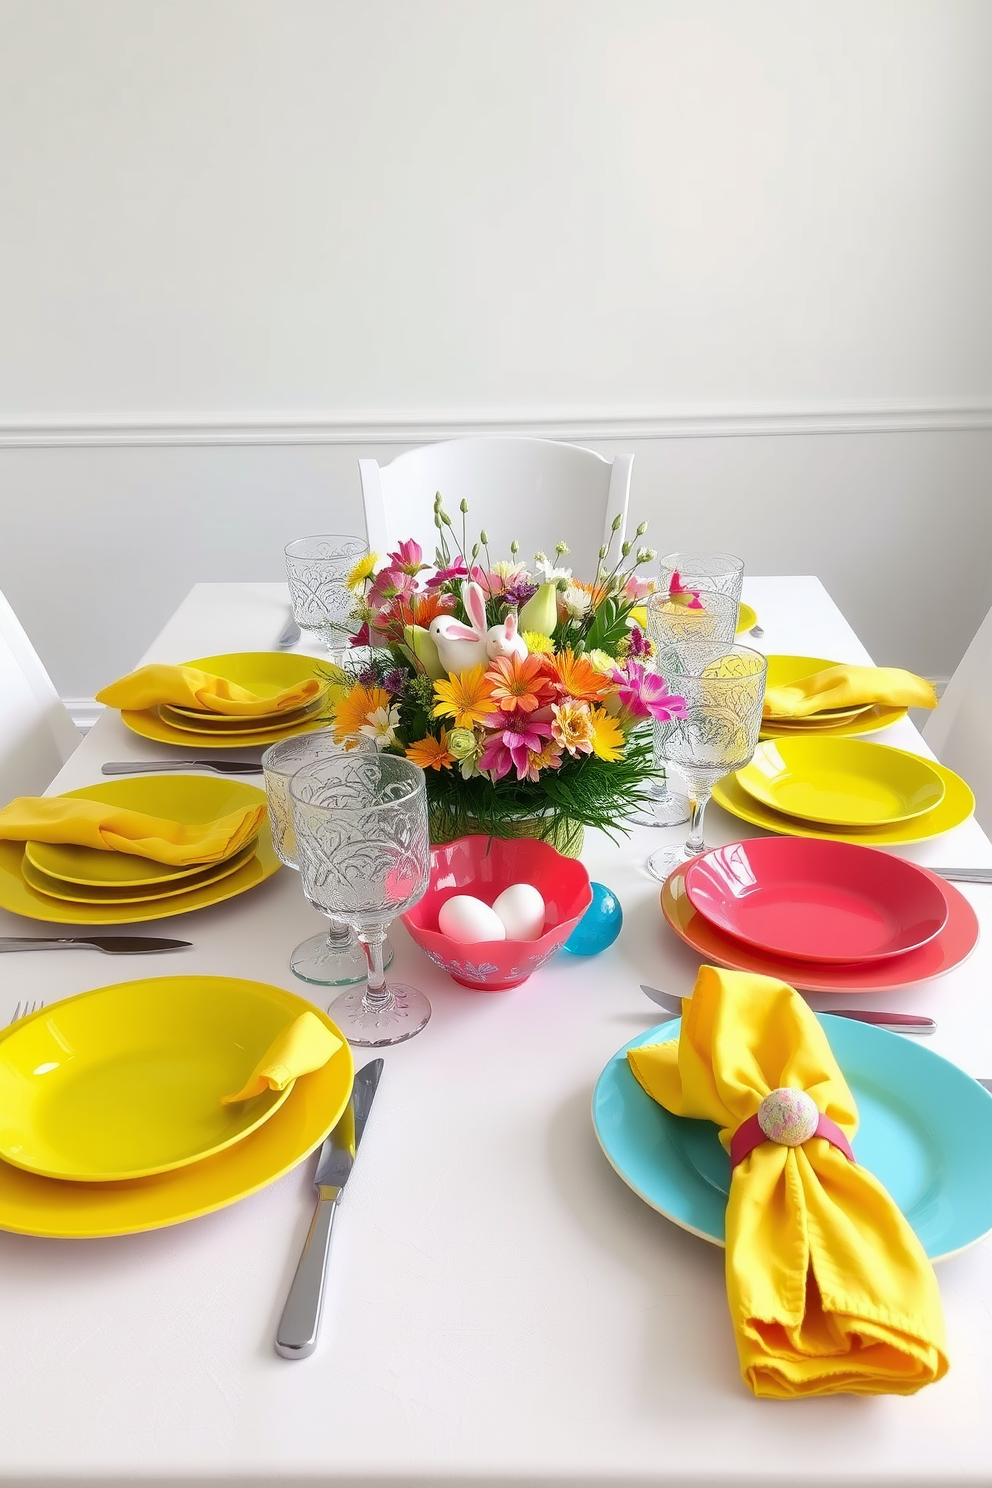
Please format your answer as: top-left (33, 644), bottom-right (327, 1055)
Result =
top-left (375, 589), bottom-right (455, 642)
top-left (486, 652), bottom-right (556, 715)
top-left (405, 731), bottom-right (455, 771)
top-left (589, 706), bottom-right (625, 762)
top-left (332, 685), bottom-right (392, 745)
top-left (546, 649), bottom-right (612, 703)
top-left (432, 665), bottom-right (496, 728)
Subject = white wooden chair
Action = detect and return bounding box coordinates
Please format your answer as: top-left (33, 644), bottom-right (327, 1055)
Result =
top-left (0, 589), bottom-right (80, 799)
top-left (359, 437), bottom-right (633, 577)
top-left (923, 601), bottom-right (992, 834)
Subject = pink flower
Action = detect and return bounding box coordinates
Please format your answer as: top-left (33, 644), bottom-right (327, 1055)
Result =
top-left (610, 661), bottom-right (688, 723)
top-left (386, 539), bottom-right (427, 577)
top-left (349, 621), bottom-right (372, 647)
top-left (427, 557), bottom-right (470, 588)
top-left (668, 571), bottom-right (704, 610)
top-left (368, 567), bottom-right (416, 609)
top-left (478, 713), bottom-right (555, 782)
top-left (624, 574), bottom-right (653, 602)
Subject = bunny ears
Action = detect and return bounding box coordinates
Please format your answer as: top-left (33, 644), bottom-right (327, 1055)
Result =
top-left (461, 581), bottom-right (488, 637)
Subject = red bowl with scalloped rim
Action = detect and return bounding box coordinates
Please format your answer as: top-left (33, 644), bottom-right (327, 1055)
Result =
top-left (402, 835), bottom-right (592, 990)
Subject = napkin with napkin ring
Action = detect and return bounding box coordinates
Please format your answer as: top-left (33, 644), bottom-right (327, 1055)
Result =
top-left (629, 965), bottom-right (948, 1398)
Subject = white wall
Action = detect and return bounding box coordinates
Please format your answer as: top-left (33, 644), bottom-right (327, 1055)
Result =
top-left (0, 0), bottom-right (990, 698)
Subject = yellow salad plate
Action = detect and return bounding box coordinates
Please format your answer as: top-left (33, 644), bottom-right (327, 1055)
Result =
top-left (712, 752), bottom-right (974, 846)
top-left (26, 774), bottom-right (265, 886)
top-left (20, 841), bottom-right (257, 904)
top-left (123, 708), bottom-right (329, 750)
top-left (0, 977), bottom-right (309, 1181)
top-left (0, 979), bottom-right (353, 1236)
top-left (0, 777), bottom-right (278, 924)
top-left (736, 738), bottom-right (946, 828)
top-left (759, 655), bottom-right (906, 739)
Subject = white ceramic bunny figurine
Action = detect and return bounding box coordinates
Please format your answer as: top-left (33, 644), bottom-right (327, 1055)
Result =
top-left (486, 609), bottom-right (528, 662)
top-left (429, 581), bottom-right (490, 673)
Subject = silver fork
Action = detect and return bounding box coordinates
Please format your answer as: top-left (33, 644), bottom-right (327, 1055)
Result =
top-left (9, 999), bottom-right (45, 1025)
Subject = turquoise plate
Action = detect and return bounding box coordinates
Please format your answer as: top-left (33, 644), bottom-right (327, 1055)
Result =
top-left (592, 1016), bottom-right (992, 1262)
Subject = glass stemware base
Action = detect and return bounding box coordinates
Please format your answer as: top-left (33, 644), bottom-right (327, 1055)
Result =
top-left (646, 843), bottom-right (695, 881)
top-left (327, 982), bottom-right (432, 1047)
top-left (291, 932), bottom-right (394, 986)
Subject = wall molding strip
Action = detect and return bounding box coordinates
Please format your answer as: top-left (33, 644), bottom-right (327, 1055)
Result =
top-left (3, 402), bottom-right (992, 449)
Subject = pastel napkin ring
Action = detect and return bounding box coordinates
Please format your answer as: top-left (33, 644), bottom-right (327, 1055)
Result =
top-left (730, 1087), bottom-right (856, 1169)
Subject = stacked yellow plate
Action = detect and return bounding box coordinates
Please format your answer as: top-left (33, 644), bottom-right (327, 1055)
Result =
top-left (0, 776), bottom-right (280, 925)
top-left (713, 736), bottom-right (975, 847)
top-left (118, 653), bottom-right (335, 749)
top-left (760, 655), bottom-right (906, 740)
top-left (0, 977), bottom-right (354, 1237)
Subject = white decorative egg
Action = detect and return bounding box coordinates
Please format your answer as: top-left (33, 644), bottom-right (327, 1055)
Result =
top-left (438, 894), bottom-right (507, 944)
top-left (492, 883), bottom-right (546, 941)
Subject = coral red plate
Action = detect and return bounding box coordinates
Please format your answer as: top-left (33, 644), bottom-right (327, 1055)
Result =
top-left (662, 857), bottom-right (977, 993)
top-left (683, 838), bottom-right (948, 964)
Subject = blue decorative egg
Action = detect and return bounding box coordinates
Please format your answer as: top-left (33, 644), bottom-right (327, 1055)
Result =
top-left (563, 882), bottom-right (623, 955)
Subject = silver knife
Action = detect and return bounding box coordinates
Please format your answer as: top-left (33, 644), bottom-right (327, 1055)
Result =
top-left (639, 983), bottom-right (936, 1034)
top-left (275, 1057), bottom-right (383, 1359)
top-left (928, 867), bottom-right (992, 884)
top-left (0, 936), bottom-right (192, 954)
top-left (276, 615), bottom-right (302, 649)
top-left (102, 760), bottom-right (264, 775)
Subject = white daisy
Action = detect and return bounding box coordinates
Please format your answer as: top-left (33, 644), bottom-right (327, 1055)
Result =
top-left (562, 582), bottom-right (591, 619)
top-left (536, 557), bottom-right (573, 584)
top-left (358, 705), bottom-right (400, 749)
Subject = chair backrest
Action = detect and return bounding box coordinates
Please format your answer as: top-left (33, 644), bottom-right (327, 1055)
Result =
top-left (359, 437), bottom-right (633, 578)
top-left (0, 590), bottom-right (80, 799)
top-left (922, 601), bottom-right (992, 833)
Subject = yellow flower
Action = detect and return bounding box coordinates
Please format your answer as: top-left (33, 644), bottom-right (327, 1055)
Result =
top-left (345, 552), bottom-right (379, 592)
top-left (589, 705), bottom-right (624, 762)
top-left (405, 731), bottom-right (455, 771)
top-left (432, 665), bottom-right (496, 728)
top-left (522, 631), bottom-right (555, 654)
top-left (331, 685), bottom-right (391, 745)
top-left (587, 649), bottom-right (616, 673)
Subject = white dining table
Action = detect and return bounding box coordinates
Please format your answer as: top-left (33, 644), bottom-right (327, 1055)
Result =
top-left (2, 574), bottom-right (992, 1488)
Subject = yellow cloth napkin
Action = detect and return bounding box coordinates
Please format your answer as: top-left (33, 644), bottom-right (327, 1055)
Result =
top-left (222, 1012), bottom-right (343, 1103)
top-left (763, 664), bottom-right (937, 720)
top-left (628, 965), bottom-right (948, 1398)
top-left (95, 663), bottom-right (325, 717)
top-left (0, 796), bottom-right (264, 866)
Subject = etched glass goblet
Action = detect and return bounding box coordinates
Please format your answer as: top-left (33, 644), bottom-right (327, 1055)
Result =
top-left (646, 641), bottom-right (767, 882)
top-left (657, 551), bottom-right (745, 606)
top-left (290, 754), bottom-right (432, 1047)
top-left (632, 587), bottom-right (742, 828)
top-left (262, 730), bottom-right (393, 986)
top-left (284, 535), bottom-right (367, 658)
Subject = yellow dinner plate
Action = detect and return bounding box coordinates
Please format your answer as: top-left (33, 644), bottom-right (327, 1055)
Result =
top-left (26, 775), bottom-right (267, 886)
top-left (123, 707), bottom-right (329, 750)
top-left (712, 752), bottom-right (973, 845)
top-left (20, 841), bottom-right (257, 904)
top-left (0, 980), bottom-right (353, 1236)
top-left (736, 738), bottom-right (946, 828)
top-left (0, 977), bottom-right (310, 1181)
top-left (159, 695), bottom-right (325, 732)
top-left (736, 602), bottom-right (758, 635)
top-left (759, 654), bottom-right (906, 738)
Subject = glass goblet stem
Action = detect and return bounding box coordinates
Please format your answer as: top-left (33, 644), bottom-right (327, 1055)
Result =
top-left (358, 930), bottom-right (393, 1013)
top-left (684, 790), bottom-right (711, 858)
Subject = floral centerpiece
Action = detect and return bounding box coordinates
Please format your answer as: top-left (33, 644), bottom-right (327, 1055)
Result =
top-left (326, 496), bottom-right (687, 855)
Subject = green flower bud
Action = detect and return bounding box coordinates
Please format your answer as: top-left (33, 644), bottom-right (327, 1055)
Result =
top-left (611, 513), bottom-right (623, 532)
top-left (555, 541), bottom-right (570, 556)
top-left (635, 520), bottom-right (648, 537)
top-left (621, 541), bottom-right (632, 557)
top-left (510, 538), bottom-right (519, 555)
top-left (480, 530), bottom-right (489, 545)
top-left (598, 545), bottom-right (608, 560)
top-left (459, 498), bottom-right (469, 513)
top-left (471, 542), bottom-right (480, 559)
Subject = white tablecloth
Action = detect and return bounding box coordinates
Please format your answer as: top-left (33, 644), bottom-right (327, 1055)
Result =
top-left (2, 576), bottom-right (992, 1488)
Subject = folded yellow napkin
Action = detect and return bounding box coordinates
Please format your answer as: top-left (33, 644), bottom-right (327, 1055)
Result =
top-left (95, 663), bottom-right (325, 717)
top-left (763, 664), bottom-right (937, 720)
top-left (0, 796), bottom-right (264, 866)
top-left (222, 1011), bottom-right (342, 1103)
top-left (628, 965), bottom-right (947, 1398)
